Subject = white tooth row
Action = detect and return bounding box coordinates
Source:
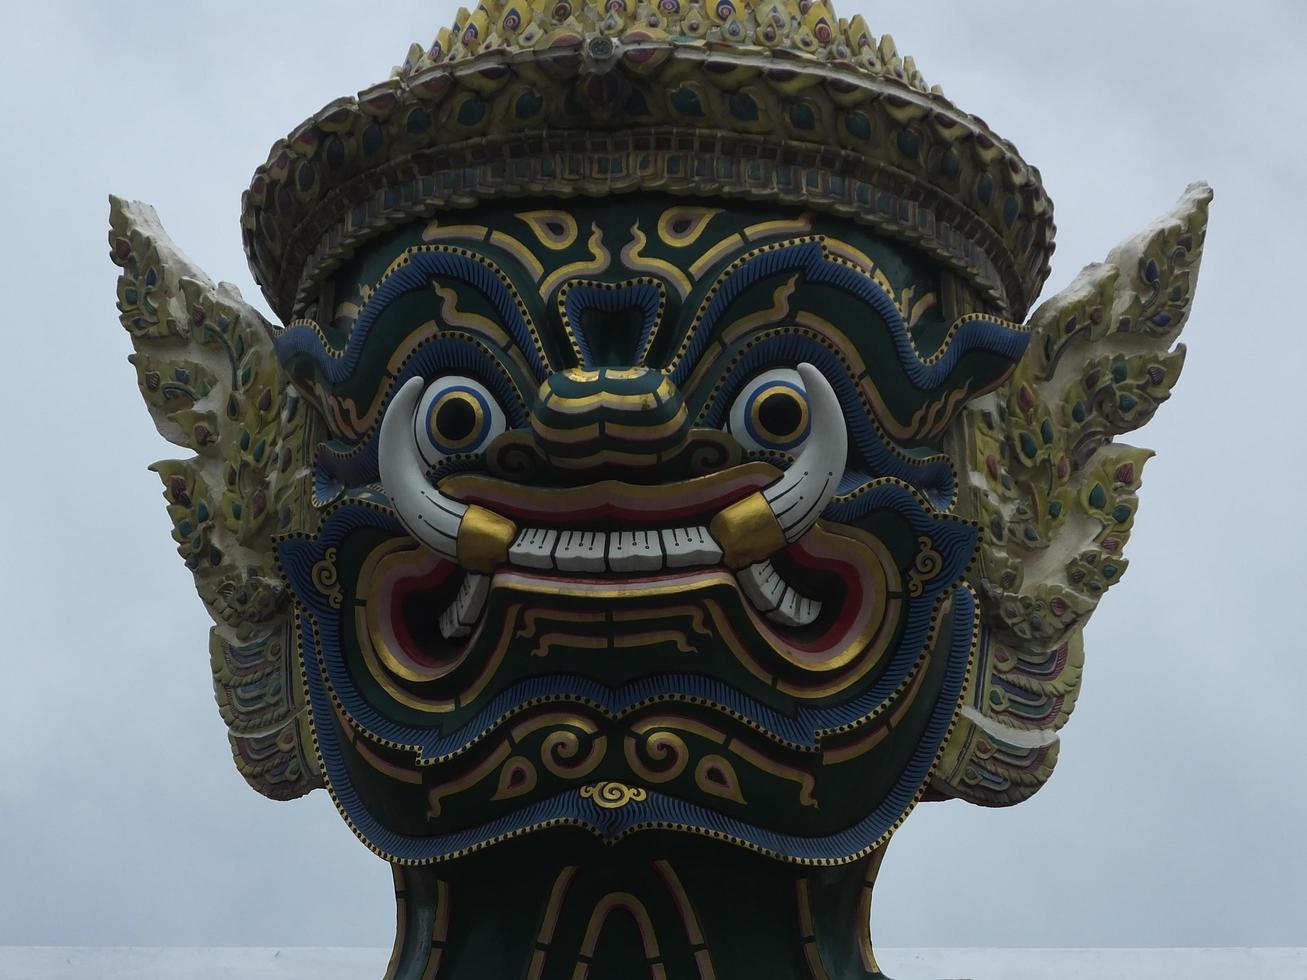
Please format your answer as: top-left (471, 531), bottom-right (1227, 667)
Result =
top-left (507, 526), bottom-right (724, 573)
top-left (439, 573), bottom-right (489, 640)
top-left (439, 535), bottom-right (819, 641)
top-left (737, 560), bottom-right (822, 627)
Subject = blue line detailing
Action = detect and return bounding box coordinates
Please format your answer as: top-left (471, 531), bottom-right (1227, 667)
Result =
top-left (311, 337), bottom-right (531, 491)
top-left (671, 240), bottom-right (1029, 392)
top-left (700, 335), bottom-right (958, 507)
top-left (303, 587), bottom-right (976, 863)
top-left (562, 282), bottom-right (663, 369)
top-left (274, 249), bottom-right (549, 384)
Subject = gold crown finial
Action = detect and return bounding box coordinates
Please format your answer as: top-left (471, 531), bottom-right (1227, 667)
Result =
top-left (399, 0), bottom-right (931, 92)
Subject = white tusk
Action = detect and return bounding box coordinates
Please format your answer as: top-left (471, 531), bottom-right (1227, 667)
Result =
top-left (378, 376), bottom-right (468, 562)
top-left (762, 363), bottom-right (847, 542)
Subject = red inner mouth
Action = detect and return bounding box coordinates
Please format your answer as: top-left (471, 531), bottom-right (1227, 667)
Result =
top-left (382, 526), bottom-right (882, 684)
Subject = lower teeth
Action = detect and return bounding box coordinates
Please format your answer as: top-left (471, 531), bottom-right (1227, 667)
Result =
top-left (439, 573), bottom-right (490, 640)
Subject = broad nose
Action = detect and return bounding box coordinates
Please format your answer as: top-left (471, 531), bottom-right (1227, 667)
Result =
top-left (530, 367), bottom-right (691, 480)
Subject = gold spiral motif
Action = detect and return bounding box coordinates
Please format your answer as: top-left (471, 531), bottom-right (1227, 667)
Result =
top-left (624, 731), bottom-right (689, 784)
top-left (906, 535), bottom-right (944, 599)
top-left (687, 438), bottom-right (732, 476)
top-left (541, 730), bottom-right (606, 779)
top-left (310, 547), bottom-right (343, 609)
top-left (580, 781), bottom-right (648, 810)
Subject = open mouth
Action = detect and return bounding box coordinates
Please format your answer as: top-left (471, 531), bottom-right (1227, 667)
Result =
top-left (386, 521), bottom-right (887, 694)
top-left (439, 542), bottom-right (826, 641)
top-left (430, 461), bottom-right (827, 639)
top-left (373, 365), bottom-right (883, 679)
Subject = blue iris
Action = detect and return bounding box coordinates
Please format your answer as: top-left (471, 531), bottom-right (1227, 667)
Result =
top-left (425, 384), bottom-right (493, 456)
top-left (742, 379), bottom-right (810, 452)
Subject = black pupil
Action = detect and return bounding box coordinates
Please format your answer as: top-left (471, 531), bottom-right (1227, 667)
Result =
top-left (758, 391), bottom-right (803, 438)
top-left (436, 397), bottom-right (478, 443)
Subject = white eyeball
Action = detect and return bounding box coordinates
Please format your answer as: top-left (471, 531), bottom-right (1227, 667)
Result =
top-left (727, 368), bottom-right (811, 454)
top-left (412, 376), bottom-right (506, 468)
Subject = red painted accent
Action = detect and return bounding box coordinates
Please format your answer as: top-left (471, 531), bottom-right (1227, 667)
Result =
top-left (387, 559), bottom-right (460, 668)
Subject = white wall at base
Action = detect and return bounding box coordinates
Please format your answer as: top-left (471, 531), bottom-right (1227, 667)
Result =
top-left (2, 948), bottom-right (1306, 980)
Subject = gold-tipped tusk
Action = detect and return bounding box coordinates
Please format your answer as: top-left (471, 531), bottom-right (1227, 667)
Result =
top-left (709, 492), bottom-right (788, 570)
top-left (457, 505), bottom-right (518, 573)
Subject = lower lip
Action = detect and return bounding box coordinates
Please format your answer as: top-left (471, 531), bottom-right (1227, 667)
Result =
top-left (490, 566), bottom-right (729, 598)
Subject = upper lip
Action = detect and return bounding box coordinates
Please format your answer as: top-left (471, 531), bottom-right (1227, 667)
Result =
top-left (379, 363), bottom-right (849, 575)
top-left (436, 461), bottom-right (779, 527)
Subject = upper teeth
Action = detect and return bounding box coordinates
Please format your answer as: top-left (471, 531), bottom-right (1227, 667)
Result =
top-left (506, 526), bottom-right (724, 573)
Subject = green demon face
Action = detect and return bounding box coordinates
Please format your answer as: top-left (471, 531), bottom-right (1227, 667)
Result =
top-left (275, 197), bottom-right (1030, 864)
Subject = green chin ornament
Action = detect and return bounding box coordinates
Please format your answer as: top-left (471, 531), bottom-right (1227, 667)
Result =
top-left (109, 1), bottom-right (1210, 976)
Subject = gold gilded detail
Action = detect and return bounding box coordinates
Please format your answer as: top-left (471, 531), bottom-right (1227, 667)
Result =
top-left (517, 210), bottom-right (578, 250)
top-left (580, 781), bottom-right (648, 809)
top-left (420, 221), bottom-right (491, 243)
top-left (906, 535), bottom-right (945, 598)
top-left (491, 756), bottom-right (538, 802)
top-left (602, 405), bottom-right (690, 442)
top-left (457, 504), bottom-right (517, 572)
top-left (542, 378), bottom-right (674, 413)
top-left (429, 389), bottom-right (487, 451)
top-left (538, 223), bottom-right (610, 304)
top-left (695, 755), bottom-right (746, 805)
top-left (530, 418), bottom-right (602, 444)
top-left (750, 383), bottom-right (810, 444)
top-left (624, 731), bottom-right (690, 784)
top-left (310, 547), bottom-right (343, 609)
top-left (622, 224), bottom-right (692, 299)
top-left (657, 206), bottom-right (723, 247)
top-left (709, 492), bottom-right (787, 569)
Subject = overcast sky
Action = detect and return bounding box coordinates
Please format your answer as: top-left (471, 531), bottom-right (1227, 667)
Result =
top-left (1, 0), bottom-right (1304, 958)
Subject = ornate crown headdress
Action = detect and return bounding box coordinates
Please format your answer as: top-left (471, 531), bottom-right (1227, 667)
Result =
top-left (242, 0), bottom-right (1055, 325)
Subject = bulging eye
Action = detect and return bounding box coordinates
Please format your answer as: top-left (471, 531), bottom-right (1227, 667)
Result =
top-left (727, 368), bottom-right (811, 454)
top-left (413, 376), bottom-right (506, 467)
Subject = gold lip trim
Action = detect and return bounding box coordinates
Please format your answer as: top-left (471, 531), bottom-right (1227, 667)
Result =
top-left (439, 460), bottom-right (780, 520)
top-left (457, 504), bottom-right (517, 573)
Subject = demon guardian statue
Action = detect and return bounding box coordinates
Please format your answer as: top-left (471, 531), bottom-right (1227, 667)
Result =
top-left (109, 1), bottom-right (1209, 975)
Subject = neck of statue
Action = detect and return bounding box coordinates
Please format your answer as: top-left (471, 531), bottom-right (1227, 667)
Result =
top-left (382, 840), bottom-right (891, 980)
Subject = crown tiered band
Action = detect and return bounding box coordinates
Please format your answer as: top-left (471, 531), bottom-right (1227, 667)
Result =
top-left (241, 0), bottom-right (1055, 323)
